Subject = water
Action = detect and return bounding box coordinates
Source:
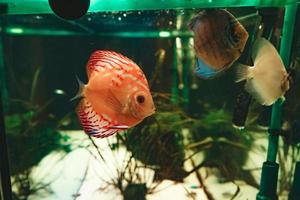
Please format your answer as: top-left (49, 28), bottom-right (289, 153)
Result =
top-left (1, 4), bottom-right (300, 200)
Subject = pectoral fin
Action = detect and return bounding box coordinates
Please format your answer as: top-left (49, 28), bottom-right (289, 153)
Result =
top-left (235, 64), bottom-right (252, 83)
top-left (105, 89), bottom-right (124, 113)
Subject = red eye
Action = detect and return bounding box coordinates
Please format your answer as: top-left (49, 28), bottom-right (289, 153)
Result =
top-left (136, 95), bottom-right (145, 104)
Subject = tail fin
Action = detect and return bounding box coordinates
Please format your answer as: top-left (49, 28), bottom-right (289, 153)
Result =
top-left (70, 76), bottom-right (85, 101)
top-left (235, 64), bottom-right (252, 83)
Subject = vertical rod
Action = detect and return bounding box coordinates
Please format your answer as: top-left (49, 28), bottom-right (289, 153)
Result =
top-left (267, 4), bottom-right (297, 162)
top-left (257, 4), bottom-right (297, 200)
top-left (0, 3), bottom-right (12, 200)
top-left (0, 3), bottom-right (8, 110)
top-left (266, 100), bottom-right (282, 162)
top-left (0, 90), bottom-right (12, 200)
top-left (279, 4), bottom-right (297, 67)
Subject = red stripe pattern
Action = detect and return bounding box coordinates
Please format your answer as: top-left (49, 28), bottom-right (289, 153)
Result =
top-left (78, 50), bottom-right (150, 138)
top-left (77, 100), bottom-right (119, 138)
top-left (86, 50), bottom-right (149, 90)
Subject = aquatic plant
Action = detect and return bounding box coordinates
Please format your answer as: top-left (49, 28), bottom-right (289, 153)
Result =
top-left (84, 136), bottom-right (162, 200)
top-left (124, 111), bottom-right (187, 182)
top-left (188, 109), bottom-right (258, 188)
top-left (5, 110), bottom-right (70, 176)
top-left (4, 68), bottom-right (71, 199)
top-left (119, 92), bottom-right (259, 200)
top-left (5, 103), bottom-right (71, 199)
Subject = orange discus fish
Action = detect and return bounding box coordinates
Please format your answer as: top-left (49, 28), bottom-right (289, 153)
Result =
top-left (74, 50), bottom-right (156, 138)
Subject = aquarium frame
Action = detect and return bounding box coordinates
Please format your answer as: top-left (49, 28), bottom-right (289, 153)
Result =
top-left (0, 1), bottom-right (299, 200)
top-left (0, 0), bottom-right (298, 15)
top-left (0, 92), bottom-right (12, 200)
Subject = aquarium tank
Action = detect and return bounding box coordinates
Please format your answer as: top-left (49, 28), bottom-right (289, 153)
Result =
top-left (0, 0), bottom-right (300, 200)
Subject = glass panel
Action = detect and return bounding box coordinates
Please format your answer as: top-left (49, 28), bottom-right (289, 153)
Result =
top-left (1, 5), bottom-right (299, 200)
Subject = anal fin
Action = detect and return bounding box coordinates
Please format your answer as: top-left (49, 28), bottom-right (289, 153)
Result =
top-left (108, 125), bottom-right (129, 129)
top-left (77, 98), bottom-right (120, 138)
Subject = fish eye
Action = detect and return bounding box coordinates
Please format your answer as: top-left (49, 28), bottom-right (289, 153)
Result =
top-left (225, 21), bottom-right (240, 47)
top-left (231, 32), bottom-right (240, 43)
top-left (229, 26), bottom-right (239, 41)
top-left (136, 95), bottom-right (145, 104)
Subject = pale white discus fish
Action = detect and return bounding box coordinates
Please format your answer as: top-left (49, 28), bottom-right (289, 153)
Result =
top-left (236, 37), bottom-right (289, 106)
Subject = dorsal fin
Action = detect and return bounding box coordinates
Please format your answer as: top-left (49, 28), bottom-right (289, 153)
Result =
top-left (86, 50), bottom-right (137, 77)
top-left (70, 76), bottom-right (85, 101)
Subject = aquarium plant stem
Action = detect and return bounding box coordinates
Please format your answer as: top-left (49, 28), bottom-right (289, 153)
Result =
top-left (257, 4), bottom-right (297, 200)
top-left (171, 38), bottom-right (179, 104)
top-left (190, 159), bottom-right (215, 200)
top-left (182, 38), bottom-right (190, 109)
top-left (88, 135), bottom-right (106, 162)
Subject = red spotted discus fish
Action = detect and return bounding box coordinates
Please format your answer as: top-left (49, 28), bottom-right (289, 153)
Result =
top-left (74, 50), bottom-right (155, 138)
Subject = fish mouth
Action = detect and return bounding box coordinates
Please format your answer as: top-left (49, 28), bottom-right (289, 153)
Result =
top-left (152, 108), bottom-right (156, 114)
top-left (149, 107), bottom-right (156, 116)
top-left (221, 60), bottom-right (234, 71)
top-left (133, 107), bottom-right (156, 119)
top-left (142, 110), bottom-right (155, 119)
